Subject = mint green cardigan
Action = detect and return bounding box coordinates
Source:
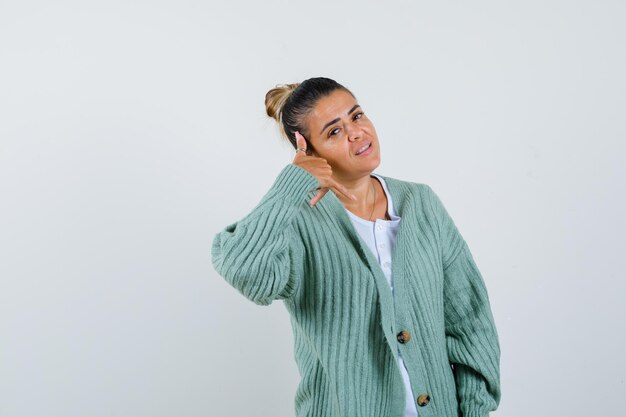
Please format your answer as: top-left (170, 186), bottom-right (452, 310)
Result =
top-left (212, 164), bottom-right (500, 417)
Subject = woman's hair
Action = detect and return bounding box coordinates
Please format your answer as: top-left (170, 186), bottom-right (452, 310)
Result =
top-left (265, 77), bottom-right (354, 149)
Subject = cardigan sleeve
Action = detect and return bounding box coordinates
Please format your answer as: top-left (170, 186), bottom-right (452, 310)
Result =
top-left (426, 186), bottom-right (501, 417)
top-left (211, 164), bottom-right (319, 306)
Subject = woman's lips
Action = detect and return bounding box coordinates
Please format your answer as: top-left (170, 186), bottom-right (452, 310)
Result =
top-left (355, 142), bottom-right (373, 156)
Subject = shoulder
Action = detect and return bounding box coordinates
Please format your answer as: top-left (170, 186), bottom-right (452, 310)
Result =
top-left (378, 175), bottom-right (437, 203)
top-left (377, 175), bottom-right (453, 222)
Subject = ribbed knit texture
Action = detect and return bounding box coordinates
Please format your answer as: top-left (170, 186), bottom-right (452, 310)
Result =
top-left (212, 164), bottom-right (501, 417)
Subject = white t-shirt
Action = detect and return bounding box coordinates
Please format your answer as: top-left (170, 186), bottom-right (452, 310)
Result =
top-left (345, 174), bottom-right (419, 417)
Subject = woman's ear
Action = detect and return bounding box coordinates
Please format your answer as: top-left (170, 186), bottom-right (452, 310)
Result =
top-left (299, 127), bottom-right (318, 157)
top-left (303, 137), bottom-right (317, 156)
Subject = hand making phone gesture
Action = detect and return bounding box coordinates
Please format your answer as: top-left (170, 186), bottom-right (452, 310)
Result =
top-left (292, 131), bottom-right (357, 207)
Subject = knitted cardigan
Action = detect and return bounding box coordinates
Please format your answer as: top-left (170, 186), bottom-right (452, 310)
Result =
top-left (211, 164), bottom-right (501, 417)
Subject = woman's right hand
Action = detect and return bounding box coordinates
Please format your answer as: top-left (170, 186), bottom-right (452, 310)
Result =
top-left (292, 131), bottom-right (357, 207)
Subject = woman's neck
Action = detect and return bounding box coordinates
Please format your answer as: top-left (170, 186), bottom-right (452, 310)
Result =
top-left (335, 174), bottom-right (388, 221)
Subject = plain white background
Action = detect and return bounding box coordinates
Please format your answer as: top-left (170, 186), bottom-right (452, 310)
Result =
top-left (1, 1), bottom-right (625, 416)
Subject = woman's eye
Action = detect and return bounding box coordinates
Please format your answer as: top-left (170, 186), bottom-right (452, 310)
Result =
top-left (329, 128), bottom-right (340, 137)
top-left (354, 112), bottom-right (364, 120)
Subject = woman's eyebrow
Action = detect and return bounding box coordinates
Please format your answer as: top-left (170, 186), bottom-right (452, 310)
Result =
top-left (319, 104), bottom-right (362, 134)
top-left (347, 104), bottom-right (361, 115)
top-left (320, 117), bottom-right (340, 134)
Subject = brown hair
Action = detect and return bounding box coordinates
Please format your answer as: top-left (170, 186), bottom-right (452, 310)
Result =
top-left (265, 77), bottom-right (353, 149)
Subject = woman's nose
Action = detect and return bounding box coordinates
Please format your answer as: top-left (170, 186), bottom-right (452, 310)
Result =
top-left (346, 125), bottom-right (361, 142)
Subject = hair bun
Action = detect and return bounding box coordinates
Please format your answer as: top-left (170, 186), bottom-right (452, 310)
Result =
top-left (265, 83), bottom-right (299, 122)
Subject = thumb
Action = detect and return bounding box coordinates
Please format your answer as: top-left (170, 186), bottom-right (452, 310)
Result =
top-left (295, 131), bottom-right (307, 153)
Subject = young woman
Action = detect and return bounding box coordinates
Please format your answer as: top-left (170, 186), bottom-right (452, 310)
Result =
top-left (212, 77), bottom-right (501, 417)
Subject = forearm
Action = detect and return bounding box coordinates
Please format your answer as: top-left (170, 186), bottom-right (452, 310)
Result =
top-left (444, 246), bottom-right (500, 417)
top-left (425, 185), bottom-right (501, 414)
top-left (211, 164), bottom-right (318, 305)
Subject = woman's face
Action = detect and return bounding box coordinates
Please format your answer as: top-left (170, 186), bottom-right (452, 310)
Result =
top-left (304, 89), bottom-right (381, 182)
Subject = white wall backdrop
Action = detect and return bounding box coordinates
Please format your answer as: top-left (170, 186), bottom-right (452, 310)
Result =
top-left (1, 1), bottom-right (624, 416)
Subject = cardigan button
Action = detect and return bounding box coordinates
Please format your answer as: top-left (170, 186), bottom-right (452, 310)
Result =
top-left (416, 394), bottom-right (430, 407)
top-left (396, 330), bottom-right (411, 344)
